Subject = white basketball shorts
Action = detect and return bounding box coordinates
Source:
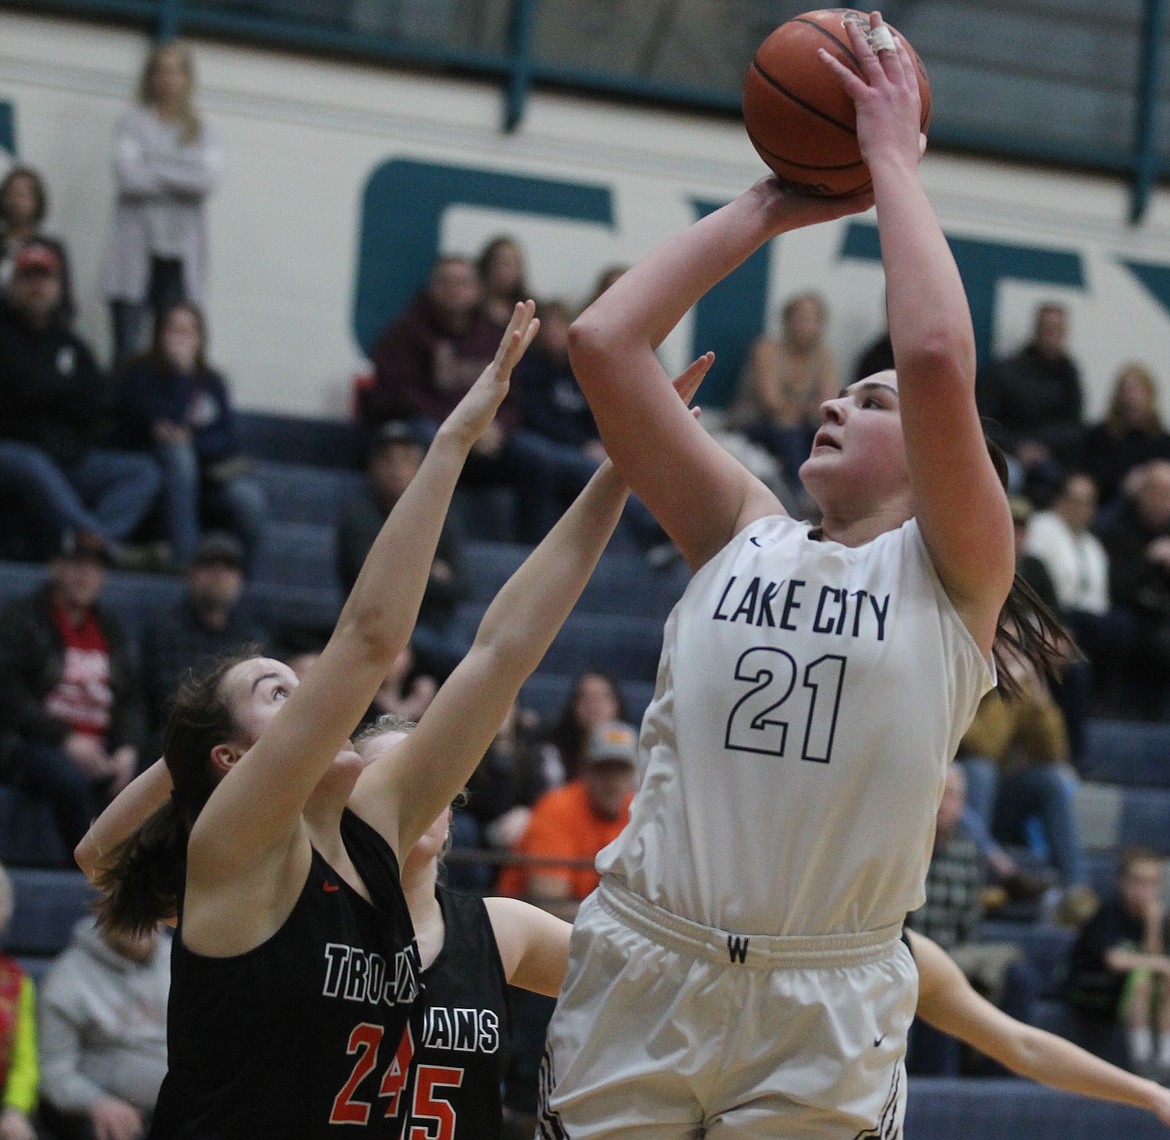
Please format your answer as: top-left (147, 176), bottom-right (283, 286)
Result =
top-left (538, 878), bottom-right (917, 1139)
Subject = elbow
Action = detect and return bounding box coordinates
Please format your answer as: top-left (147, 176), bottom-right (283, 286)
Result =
top-left (899, 329), bottom-right (976, 387)
top-left (74, 835), bottom-right (97, 882)
top-left (568, 313), bottom-right (621, 399)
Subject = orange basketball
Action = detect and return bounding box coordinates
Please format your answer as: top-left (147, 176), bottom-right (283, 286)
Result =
top-left (742, 8), bottom-right (931, 198)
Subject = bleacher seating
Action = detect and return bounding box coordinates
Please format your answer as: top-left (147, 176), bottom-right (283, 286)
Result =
top-left (235, 411), bottom-right (363, 469)
top-left (5, 867), bottom-right (96, 984)
top-left (905, 1077), bottom-right (1163, 1139)
top-left (1081, 719), bottom-right (1170, 787)
top-left (0, 787), bottom-right (69, 868)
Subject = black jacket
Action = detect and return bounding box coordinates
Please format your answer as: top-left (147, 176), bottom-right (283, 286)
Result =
top-left (0, 302), bottom-right (113, 465)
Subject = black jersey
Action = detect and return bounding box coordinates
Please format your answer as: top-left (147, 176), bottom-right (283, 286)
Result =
top-left (393, 888), bottom-right (511, 1140)
top-left (149, 809), bottom-right (421, 1139)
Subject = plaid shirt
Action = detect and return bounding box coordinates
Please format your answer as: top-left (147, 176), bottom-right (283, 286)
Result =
top-left (905, 827), bottom-right (984, 950)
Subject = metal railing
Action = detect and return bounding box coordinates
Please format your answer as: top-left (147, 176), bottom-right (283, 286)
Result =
top-left (4, 0), bottom-right (1169, 221)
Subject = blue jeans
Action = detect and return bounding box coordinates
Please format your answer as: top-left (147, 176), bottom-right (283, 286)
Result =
top-left (156, 441), bottom-right (268, 568)
top-left (959, 756), bottom-right (1087, 887)
top-left (14, 739), bottom-right (106, 850)
top-left (0, 441), bottom-right (161, 555)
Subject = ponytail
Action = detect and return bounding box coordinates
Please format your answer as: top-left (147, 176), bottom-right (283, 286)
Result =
top-left (93, 650), bottom-right (252, 934)
top-left (94, 800), bottom-right (188, 935)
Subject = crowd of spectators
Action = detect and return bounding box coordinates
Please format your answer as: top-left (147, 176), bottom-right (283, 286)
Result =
top-left (7, 33), bottom-right (1170, 1132)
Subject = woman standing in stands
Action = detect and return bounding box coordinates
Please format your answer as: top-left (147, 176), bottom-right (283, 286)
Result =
top-left (104, 41), bottom-right (221, 365)
top-left (545, 14), bottom-right (1065, 1136)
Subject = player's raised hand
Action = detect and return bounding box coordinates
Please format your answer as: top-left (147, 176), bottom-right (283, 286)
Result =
top-left (446, 299), bottom-right (539, 445)
top-left (819, 11), bottom-right (922, 172)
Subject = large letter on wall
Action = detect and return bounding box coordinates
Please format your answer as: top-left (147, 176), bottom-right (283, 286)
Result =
top-left (840, 222), bottom-right (1084, 368)
top-left (354, 160), bottom-right (614, 354)
top-left (691, 198), bottom-right (772, 409)
top-left (0, 101), bottom-right (15, 159)
top-left (1121, 260), bottom-right (1170, 319)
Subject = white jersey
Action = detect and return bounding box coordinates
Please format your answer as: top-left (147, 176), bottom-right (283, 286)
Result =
top-left (597, 514), bottom-right (993, 937)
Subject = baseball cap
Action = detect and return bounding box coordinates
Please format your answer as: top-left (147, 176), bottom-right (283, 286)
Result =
top-left (192, 532), bottom-right (245, 568)
top-left (56, 529), bottom-right (112, 565)
top-left (12, 242), bottom-right (60, 277)
top-left (584, 721), bottom-right (638, 767)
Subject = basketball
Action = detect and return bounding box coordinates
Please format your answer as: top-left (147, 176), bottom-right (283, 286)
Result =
top-left (742, 8), bottom-right (931, 198)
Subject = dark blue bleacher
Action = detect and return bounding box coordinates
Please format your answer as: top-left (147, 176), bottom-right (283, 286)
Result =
top-left (521, 673), bottom-right (657, 729)
top-left (978, 920), bottom-right (1074, 998)
top-left (5, 867), bottom-right (96, 984)
top-left (906, 1077), bottom-right (1162, 1139)
top-left (0, 787), bottom-right (69, 868)
top-left (1119, 786), bottom-right (1170, 855)
top-left (235, 410), bottom-right (362, 470)
top-left (1081, 719), bottom-right (1170, 787)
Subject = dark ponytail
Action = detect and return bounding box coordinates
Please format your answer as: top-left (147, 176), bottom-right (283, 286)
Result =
top-left (94, 801), bottom-right (188, 935)
top-left (94, 651), bottom-right (253, 934)
top-left (985, 436), bottom-right (1081, 696)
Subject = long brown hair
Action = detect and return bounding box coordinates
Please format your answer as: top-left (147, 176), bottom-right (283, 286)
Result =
top-left (1105, 363), bottom-right (1164, 439)
top-left (95, 653), bottom-right (250, 934)
top-left (137, 41), bottom-right (202, 145)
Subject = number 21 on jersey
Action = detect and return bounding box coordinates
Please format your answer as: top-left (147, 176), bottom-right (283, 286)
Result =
top-left (725, 647), bottom-right (846, 763)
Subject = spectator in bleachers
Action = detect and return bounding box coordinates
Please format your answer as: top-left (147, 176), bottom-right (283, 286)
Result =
top-left (497, 720), bottom-right (637, 920)
top-left (358, 644), bottom-right (436, 729)
top-left (511, 298), bottom-right (606, 540)
top-left (906, 764), bottom-right (1038, 1075)
top-left (956, 638), bottom-right (1093, 911)
top-left (1066, 846), bottom-right (1170, 1080)
top-left (1011, 494), bottom-right (1062, 616)
top-left (539, 670), bottom-right (629, 784)
top-left (138, 532), bottom-right (269, 736)
top-left (977, 301), bottom-right (1084, 506)
top-left (116, 300), bottom-right (268, 572)
top-left (1026, 471), bottom-right (1132, 720)
top-left (510, 299), bottom-right (666, 548)
top-left (37, 917), bottom-right (169, 1140)
top-left (0, 242), bottom-right (160, 563)
top-left (1097, 458), bottom-right (1170, 718)
top-left (0, 165), bottom-right (75, 327)
top-left (460, 699), bottom-right (556, 875)
top-left (362, 256), bottom-right (527, 533)
top-left (104, 41), bottom-right (222, 366)
top-left (0, 530), bottom-right (145, 854)
top-left (587, 264), bottom-right (628, 306)
top-left (477, 234), bottom-right (529, 332)
top-left (0, 863), bottom-right (38, 1140)
top-left (726, 291), bottom-right (839, 492)
top-left (337, 419), bottom-right (471, 678)
top-left (1082, 363), bottom-right (1170, 513)
top-left (362, 254), bottom-right (506, 434)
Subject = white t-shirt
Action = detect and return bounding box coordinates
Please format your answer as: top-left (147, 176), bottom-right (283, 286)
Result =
top-left (598, 514), bottom-right (993, 937)
top-left (1026, 510), bottom-right (1110, 615)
